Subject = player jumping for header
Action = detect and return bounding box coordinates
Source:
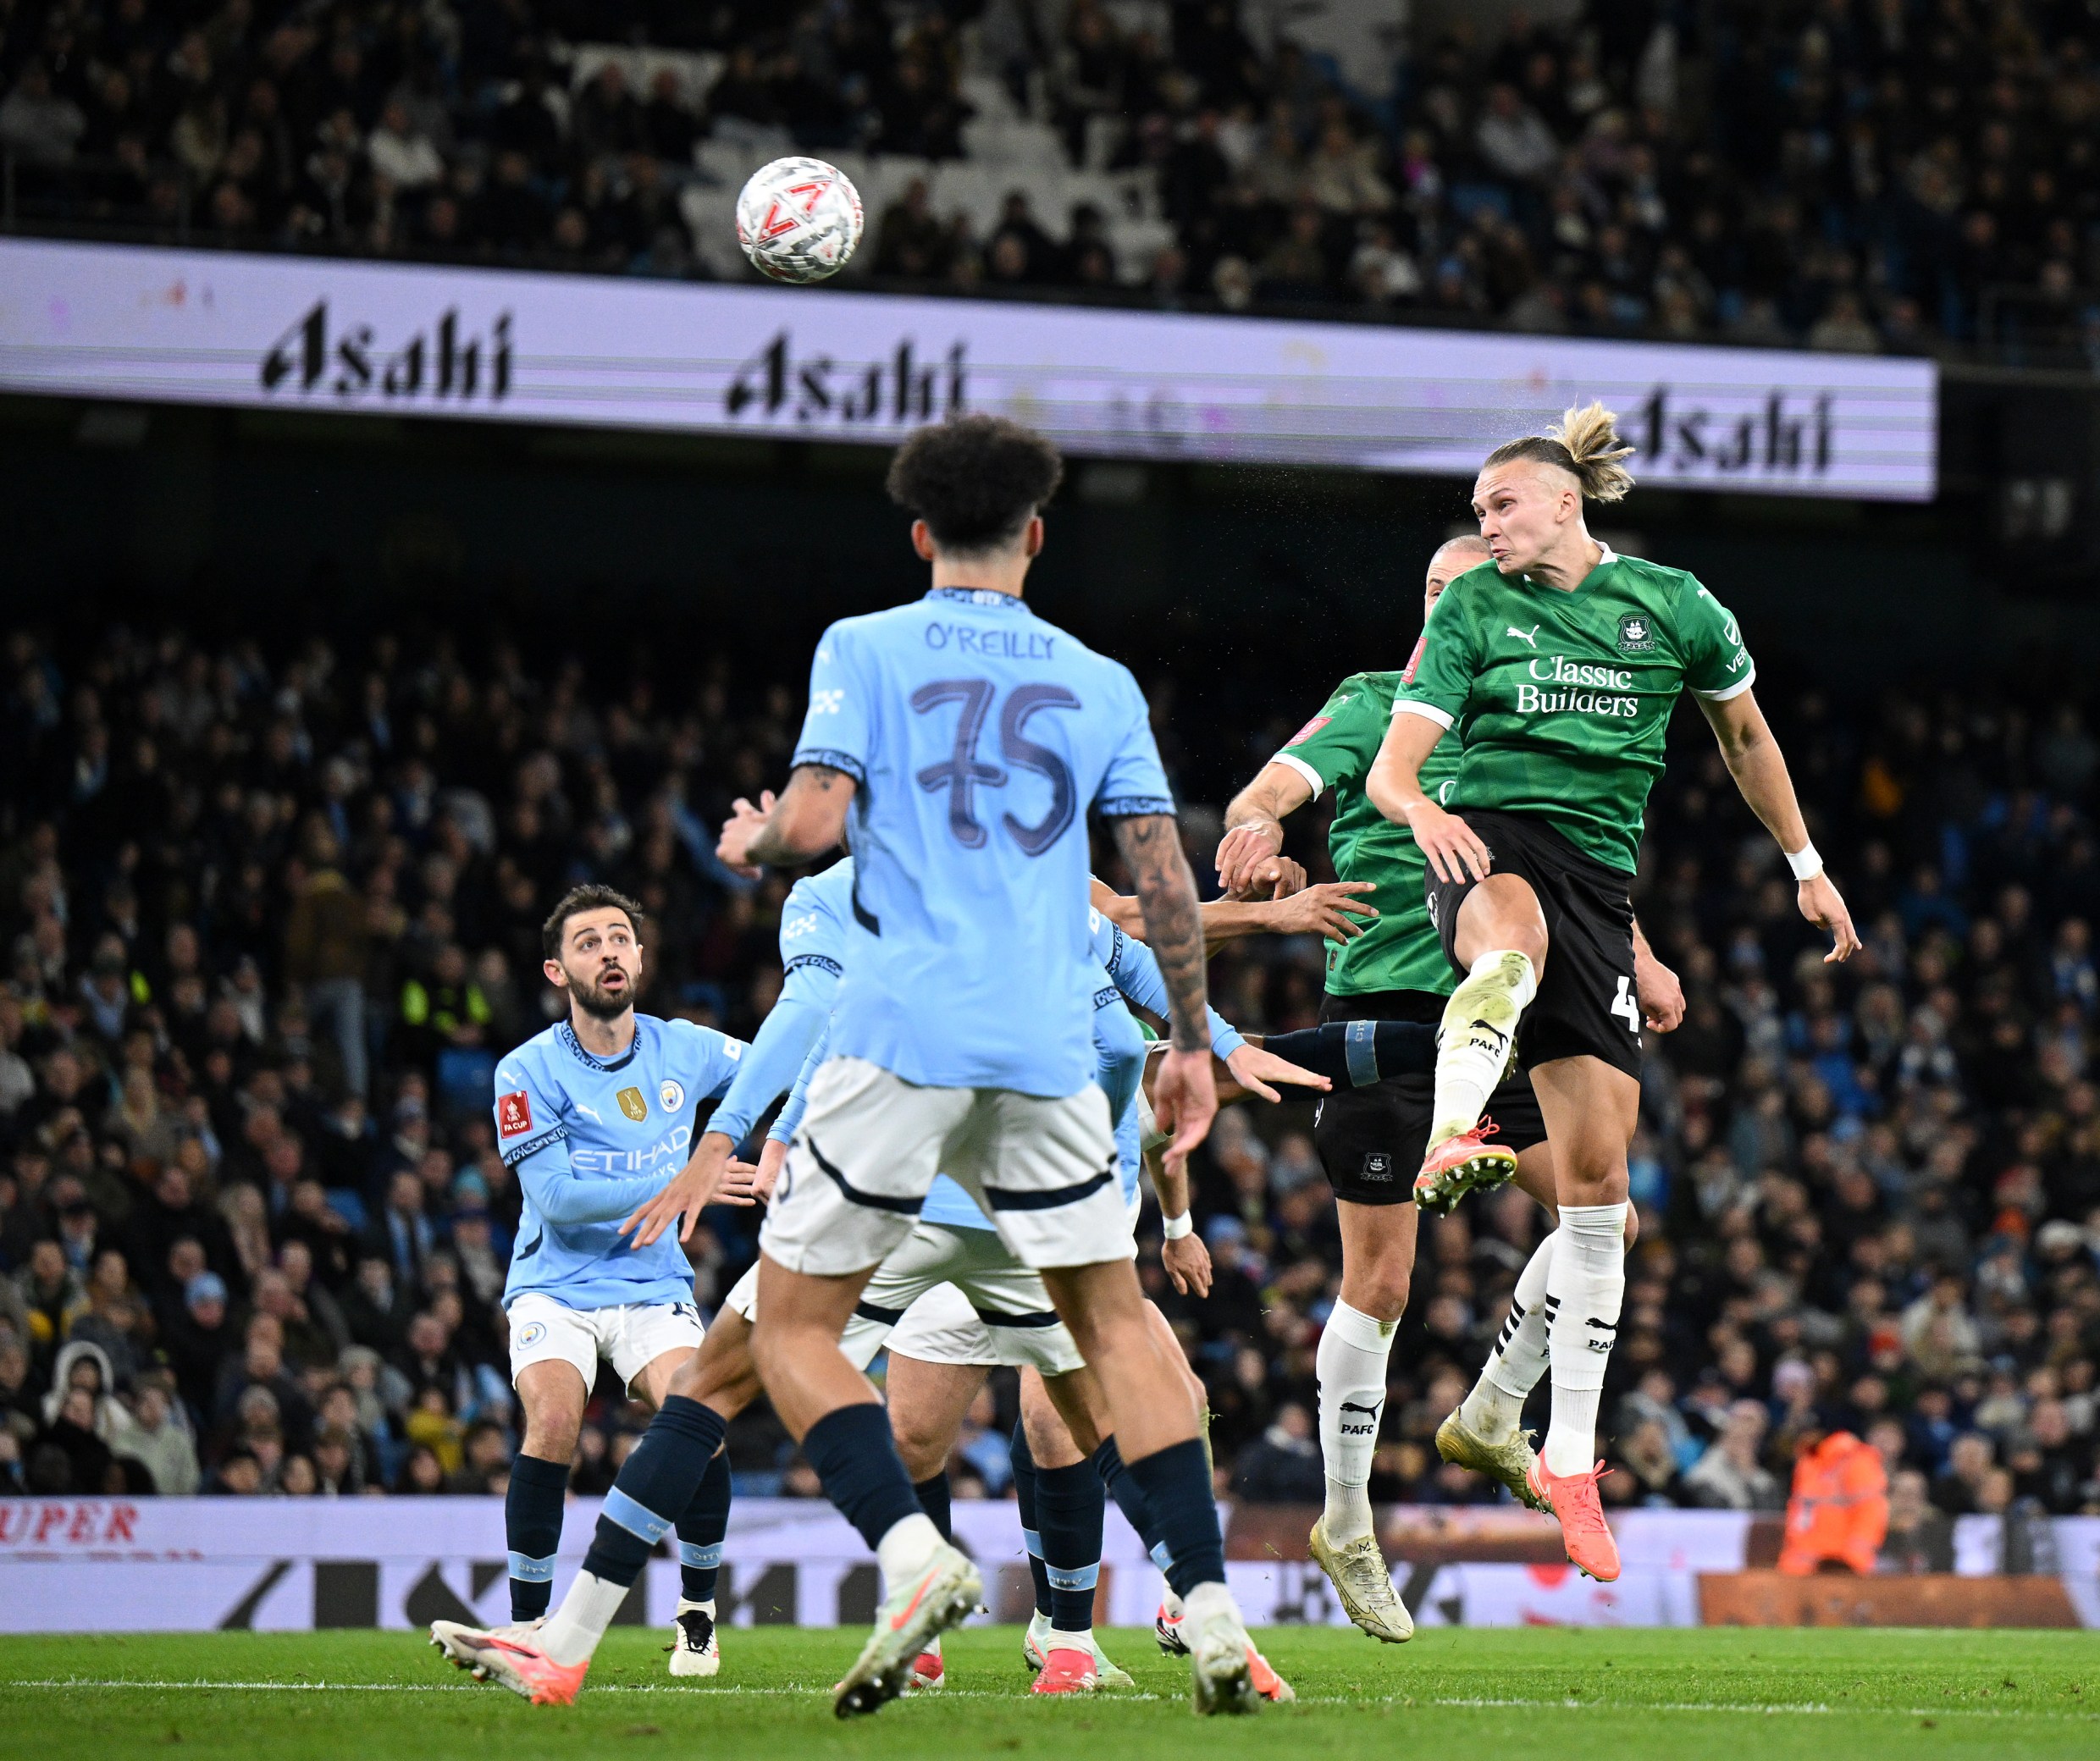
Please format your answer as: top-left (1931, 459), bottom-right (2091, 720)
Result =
top-left (1365, 403), bottom-right (1857, 1581)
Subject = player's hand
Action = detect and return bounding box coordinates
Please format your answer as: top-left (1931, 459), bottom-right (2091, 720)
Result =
top-left (621, 1130), bottom-right (736, 1245)
top-left (1266, 879), bottom-right (1378, 941)
top-left (1149, 1045), bottom-right (1218, 1181)
top-left (1223, 853), bottom-right (1307, 902)
top-left (1222, 1043), bottom-right (1331, 1103)
top-left (1214, 819), bottom-right (1285, 895)
top-left (1633, 941), bottom-right (1685, 1032)
top-left (716, 789), bottom-right (777, 877)
top-left (1404, 800), bottom-right (1493, 884)
top-left (1163, 1231), bottom-right (1213, 1298)
top-left (1800, 871), bottom-right (1861, 963)
top-left (716, 1135), bottom-right (788, 1206)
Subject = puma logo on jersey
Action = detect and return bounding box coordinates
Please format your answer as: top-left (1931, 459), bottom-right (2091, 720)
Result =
top-left (1508, 624), bottom-right (1539, 649)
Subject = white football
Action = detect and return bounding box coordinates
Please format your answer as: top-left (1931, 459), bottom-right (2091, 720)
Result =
top-left (735, 156), bottom-right (864, 284)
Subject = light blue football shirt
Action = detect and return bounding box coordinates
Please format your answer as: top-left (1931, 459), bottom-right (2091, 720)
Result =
top-left (498, 1015), bottom-right (748, 1310)
top-left (706, 858), bottom-right (854, 1145)
top-left (791, 587), bottom-right (1174, 1096)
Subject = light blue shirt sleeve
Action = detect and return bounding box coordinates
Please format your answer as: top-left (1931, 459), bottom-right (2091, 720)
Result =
top-left (1092, 909), bottom-right (1244, 1058)
top-left (706, 966), bottom-right (838, 1144)
top-left (1091, 665), bottom-right (1175, 819)
top-left (791, 621), bottom-right (873, 784)
top-left (768, 1023), bottom-right (832, 1145)
top-left (513, 1137), bottom-right (667, 1225)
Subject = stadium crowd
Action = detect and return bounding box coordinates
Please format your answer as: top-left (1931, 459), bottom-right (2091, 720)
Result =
top-left (3, 1), bottom-right (2098, 356)
top-left (0, 610), bottom-right (2097, 1548)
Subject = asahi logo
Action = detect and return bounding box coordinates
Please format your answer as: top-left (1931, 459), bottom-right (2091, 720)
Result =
top-left (261, 301), bottom-right (513, 404)
top-left (1640, 386), bottom-right (1834, 479)
top-left (726, 329), bottom-right (964, 427)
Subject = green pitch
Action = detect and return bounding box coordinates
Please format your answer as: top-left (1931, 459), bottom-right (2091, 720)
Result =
top-left (2, 1626), bottom-right (2095, 1761)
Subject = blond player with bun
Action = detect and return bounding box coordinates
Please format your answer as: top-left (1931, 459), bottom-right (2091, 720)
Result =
top-left (1364, 404), bottom-right (1859, 1582)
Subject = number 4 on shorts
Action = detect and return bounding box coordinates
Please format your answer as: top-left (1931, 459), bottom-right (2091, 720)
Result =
top-left (1611, 975), bottom-right (1640, 1031)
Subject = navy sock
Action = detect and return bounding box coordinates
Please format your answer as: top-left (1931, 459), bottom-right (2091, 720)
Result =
top-left (1035, 1459), bottom-right (1104, 1633)
top-left (1011, 1419), bottom-right (1053, 1617)
top-left (802, 1403), bottom-right (924, 1552)
top-left (1259, 1019), bottom-right (1435, 1085)
top-left (581, 1395), bottom-right (727, 1589)
top-left (914, 1471), bottom-right (953, 1543)
top-left (676, 1446), bottom-right (732, 1604)
top-left (1092, 1437), bottom-right (1175, 1582)
top-left (505, 1451), bottom-right (570, 1621)
top-left (1120, 1438), bottom-right (1224, 1599)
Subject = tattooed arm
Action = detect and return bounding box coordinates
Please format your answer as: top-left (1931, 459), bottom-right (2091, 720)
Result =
top-left (717, 765), bottom-right (855, 874)
top-left (1110, 811), bottom-right (1218, 1173)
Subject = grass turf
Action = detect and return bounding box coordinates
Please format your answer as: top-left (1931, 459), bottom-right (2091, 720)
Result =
top-left (1, 1626), bottom-right (2095, 1761)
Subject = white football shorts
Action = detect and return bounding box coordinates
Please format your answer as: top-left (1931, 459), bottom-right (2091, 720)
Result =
top-left (506, 1292), bottom-right (704, 1396)
top-left (760, 1057), bottom-right (1130, 1277)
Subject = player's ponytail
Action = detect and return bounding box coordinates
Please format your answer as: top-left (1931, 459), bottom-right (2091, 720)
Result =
top-left (1483, 401), bottom-right (1636, 504)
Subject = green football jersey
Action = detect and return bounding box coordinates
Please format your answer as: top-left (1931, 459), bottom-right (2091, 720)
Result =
top-left (1275, 671), bottom-right (1460, 998)
top-left (1391, 546), bottom-right (1753, 874)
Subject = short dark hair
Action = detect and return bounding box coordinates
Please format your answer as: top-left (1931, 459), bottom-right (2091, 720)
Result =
top-left (885, 414), bottom-right (1064, 554)
top-left (540, 885), bottom-right (644, 959)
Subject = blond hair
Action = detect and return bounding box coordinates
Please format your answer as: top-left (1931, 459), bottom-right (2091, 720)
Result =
top-left (1482, 401), bottom-right (1636, 504)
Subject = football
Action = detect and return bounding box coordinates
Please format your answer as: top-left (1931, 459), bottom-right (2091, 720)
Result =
top-left (735, 156), bottom-right (864, 284)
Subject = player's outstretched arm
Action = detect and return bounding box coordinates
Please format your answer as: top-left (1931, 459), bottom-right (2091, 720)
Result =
top-left (1368, 709), bottom-right (1489, 882)
top-left (720, 764), bottom-right (856, 873)
top-left (1110, 811), bottom-right (1217, 1173)
top-left (1091, 872), bottom-right (1378, 950)
top-left (1696, 689), bottom-right (1860, 963)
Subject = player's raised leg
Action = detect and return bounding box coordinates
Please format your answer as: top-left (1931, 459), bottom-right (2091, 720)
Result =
top-left (1418, 875), bottom-right (1542, 1209)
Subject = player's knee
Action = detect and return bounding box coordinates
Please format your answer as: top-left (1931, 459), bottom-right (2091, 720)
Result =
top-left (522, 1410), bottom-right (583, 1464)
top-left (1343, 1265), bottom-right (1410, 1323)
top-left (888, 1415), bottom-right (952, 1482)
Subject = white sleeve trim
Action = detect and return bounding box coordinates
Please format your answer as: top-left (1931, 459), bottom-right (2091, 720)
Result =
top-left (1691, 666), bottom-right (1757, 702)
top-left (1390, 698), bottom-right (1456, 731)
top-left (1269, 752), bottom-right (1326, 800)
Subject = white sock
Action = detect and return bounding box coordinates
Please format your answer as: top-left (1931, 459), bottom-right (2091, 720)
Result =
top-left (874, 1511), bottom-right (945, 1594)
top-left (539, 1568), bottom-right (629, 1665)
top-left (1050, 1626), bottom-right (1093, 1642)
top-left (1181, 1579), bottom-right (1236, 1631)
top-left (1542, 1203), bottom-right (1628, 1477)
top-left (1431, 951), bottom-right (1538, 1143)
top-left (1316, 1298), bottom-right (1396, 1543)
top-left (1460, 1229), bottom-right (1557, 1442)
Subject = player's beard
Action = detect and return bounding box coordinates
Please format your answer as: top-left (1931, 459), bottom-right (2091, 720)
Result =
top-left (568, 966), bottom-right (635, 1021)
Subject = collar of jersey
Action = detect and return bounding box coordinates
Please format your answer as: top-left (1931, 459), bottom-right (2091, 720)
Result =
top-left (1518, 541), bottom-right (1616, 591)
top-left (926, 587), bottom-right (1025, 610)
top-left (557, 1019), bottom-right (640, 1073)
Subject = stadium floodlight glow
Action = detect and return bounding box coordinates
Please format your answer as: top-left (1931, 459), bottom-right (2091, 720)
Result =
top-left (0, 239), bottom-right (1937, 501)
